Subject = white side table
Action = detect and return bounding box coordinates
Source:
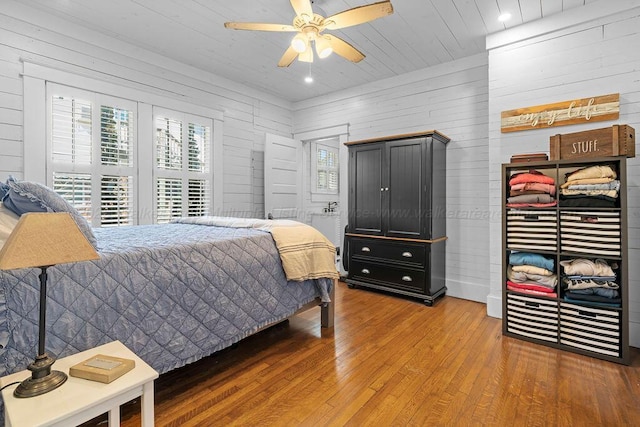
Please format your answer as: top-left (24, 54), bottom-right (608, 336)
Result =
top-left (0, 340), bottom-right (159, 427)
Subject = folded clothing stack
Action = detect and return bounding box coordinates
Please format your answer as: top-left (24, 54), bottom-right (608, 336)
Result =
top-left (560, 165), bottom-right (620, 208)
top-left (560, 258), bottom-right (621, 307)
top-left (507, 252), bottom-right (557, 297)
top-left (507, 170), bottom-right (556, 208)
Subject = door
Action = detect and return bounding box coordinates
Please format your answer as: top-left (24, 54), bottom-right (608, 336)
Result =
top-left (264, 133), bottom-right (302, 220)
top-left (348, 143), bottom-right (384, 235)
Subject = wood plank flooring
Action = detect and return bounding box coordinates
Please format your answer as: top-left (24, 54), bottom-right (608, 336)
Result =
top-left (81, 281), bottom-right (640, 426)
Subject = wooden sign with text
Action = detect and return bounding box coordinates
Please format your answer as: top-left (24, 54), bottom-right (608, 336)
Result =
top-left (501, 93), bottom-right (619, 133)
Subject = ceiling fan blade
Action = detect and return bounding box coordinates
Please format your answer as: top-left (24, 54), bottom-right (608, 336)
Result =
top-left (224, 22), bottom-right (297, 32)
top-left (278, 46), bottom-right (299, 67)
top-left (325, 35), bottom-right (365, 63)
top-left (324, 1), bottom-right (393, 30)
top-left (290, 0), bottom-right (313, 18)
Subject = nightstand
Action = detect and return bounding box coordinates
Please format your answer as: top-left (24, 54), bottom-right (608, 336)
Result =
top-left (0, 340), bottom-right (159, 427)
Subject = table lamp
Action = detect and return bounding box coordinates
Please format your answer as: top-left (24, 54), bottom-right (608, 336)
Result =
top-left (0, 212), bottom-right (99, 398)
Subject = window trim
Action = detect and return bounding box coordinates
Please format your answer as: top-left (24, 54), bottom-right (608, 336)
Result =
top-left (294, 125), bottom-right (349, 205)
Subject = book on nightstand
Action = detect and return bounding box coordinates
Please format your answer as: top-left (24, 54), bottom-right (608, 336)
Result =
top-left (69, 354), bottom-right (135, 383)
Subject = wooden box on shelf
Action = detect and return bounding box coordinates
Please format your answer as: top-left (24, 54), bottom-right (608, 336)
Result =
top-left (549, 124), bottom-right (635, 160)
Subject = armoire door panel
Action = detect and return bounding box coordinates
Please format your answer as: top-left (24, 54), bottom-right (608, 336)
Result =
top-left (387, 140), bottom-right (423, 238)
top-left (351, 145), bottom-right (383, 235)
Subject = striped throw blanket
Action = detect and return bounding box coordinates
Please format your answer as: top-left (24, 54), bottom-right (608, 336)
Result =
top-left (173, 216), bottom-right (339, 281)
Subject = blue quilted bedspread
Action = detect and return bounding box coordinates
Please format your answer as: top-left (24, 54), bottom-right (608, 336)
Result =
top-left (0, 223), bottom-right (332, 378)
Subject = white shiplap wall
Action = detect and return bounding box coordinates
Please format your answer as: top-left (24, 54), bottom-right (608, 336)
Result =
top-left (0, 2), bottom-right (294, 218)
top-left (486, 7), bottom-right (640, 347)
top-left (294, 53), bottom-right (491, 303)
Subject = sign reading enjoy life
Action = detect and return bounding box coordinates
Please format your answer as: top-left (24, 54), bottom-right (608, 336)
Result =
top-left (501, 93), bottom-right (619, 133)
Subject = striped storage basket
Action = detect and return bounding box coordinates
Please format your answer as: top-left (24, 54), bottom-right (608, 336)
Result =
top-left (560, 211), bottom-right (621, 257)
top-left (507, 209), bottom-right (557, 252)
top-left (506, 293), bottom-right (558, 343)
top-left (559, 302), bottom-right (622, 358)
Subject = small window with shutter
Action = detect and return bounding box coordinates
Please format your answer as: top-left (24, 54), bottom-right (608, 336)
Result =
top-left (312, 139), bottom-right (339, 195)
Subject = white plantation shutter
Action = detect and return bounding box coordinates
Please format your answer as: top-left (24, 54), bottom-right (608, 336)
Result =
top-left (51, 96), bottom-right (92, 165)
top-left (156, 117), bottom-right (182, 170)
top-left (101, 175), bottom-right (133, 226)
top-left (188, 179), bottom-right (210, 216)
top-left (312, 139), bottom-right (339, 194)
top-left (52, 173), bottom-right (92, 219)
top-left (156, 178), bottom-right (182, 223)
top-left (48, 84), bottom-right (137, 225)
top-left (101, 106), bottom-right (133, 167)
top-left (154, 108), bottom-right (212, 221)
top-left (188, 123), bottom-right (210, 172)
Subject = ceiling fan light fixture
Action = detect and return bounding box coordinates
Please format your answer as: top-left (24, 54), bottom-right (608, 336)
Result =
top-left (315, 36), bottom-right (333, 58)
top-left (291, 33), bottom-right (308, 53)
top-left (299, 46), bottom-right (314, 63)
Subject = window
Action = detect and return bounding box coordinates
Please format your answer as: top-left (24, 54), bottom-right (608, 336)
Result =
top-left (311, 139), bottom-right (339, 195)
top-left (45, 83), bottom-right (213, 227)
top-left (48, 86), bottom-right (136, 226)
top-left (154, 109), bottom-right (212, 223)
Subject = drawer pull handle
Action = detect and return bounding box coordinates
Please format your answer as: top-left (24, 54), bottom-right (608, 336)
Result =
top-left (402, 251), bottom-right (413, 258)
top-left (524, 214), bottom-right (539, 221)
top-left (361, 247), bottom-right (371, 252)
top-left (578, 310), bottom-right (597, 318)
top-left (402, 276), bottom-right (412, 282)
top-left (580, 215), bottom-right (599, 224)
top-left (361, 269), bottom-right (370, 274)
top-left (525, 302), bottom-right (539, 308)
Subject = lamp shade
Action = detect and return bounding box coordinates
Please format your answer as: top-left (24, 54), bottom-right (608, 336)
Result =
top-left (0, 212), bottom-right (99, 270)
top-left (291, 33), bottom-right (308, 53)
top-left (315, 36), bottom-right (333, 58)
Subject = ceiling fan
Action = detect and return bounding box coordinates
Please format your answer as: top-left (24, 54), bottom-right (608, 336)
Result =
top-left (224, 0), bottom-right (394, 67)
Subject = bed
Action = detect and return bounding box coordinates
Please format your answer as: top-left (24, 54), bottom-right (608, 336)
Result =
top-left (0, 220), bottom-right (336, 379)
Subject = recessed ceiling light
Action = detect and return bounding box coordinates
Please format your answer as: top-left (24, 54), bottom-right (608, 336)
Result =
top-left (305, 75), bottom-right (314, 84)
top-left (498, 12), bottom-right (512, 22)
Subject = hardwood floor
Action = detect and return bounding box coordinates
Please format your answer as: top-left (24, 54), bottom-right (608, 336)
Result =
top-left (82, 281), bottom-right (640, 426)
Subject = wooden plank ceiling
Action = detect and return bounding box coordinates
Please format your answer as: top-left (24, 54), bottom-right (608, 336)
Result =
top-left (20, 0), bottom-right (598, 102)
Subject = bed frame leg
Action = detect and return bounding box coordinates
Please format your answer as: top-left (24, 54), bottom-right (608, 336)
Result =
top-left (321, 279), bottom-right (336, 328)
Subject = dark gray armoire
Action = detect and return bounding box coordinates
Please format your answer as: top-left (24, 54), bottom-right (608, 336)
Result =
top-left (345, 131), bottom-right (449, 305)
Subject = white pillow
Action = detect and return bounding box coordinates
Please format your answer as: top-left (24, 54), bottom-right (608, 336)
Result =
top-left (0, 202), bottom-right (20, 249)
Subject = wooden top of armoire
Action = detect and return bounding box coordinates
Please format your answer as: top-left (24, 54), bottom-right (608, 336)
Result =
top-left (344, 130), bottom-right (450, 146)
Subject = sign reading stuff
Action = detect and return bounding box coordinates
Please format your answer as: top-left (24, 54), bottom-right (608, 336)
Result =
top-left (501, 93), bottom-right (619, 133)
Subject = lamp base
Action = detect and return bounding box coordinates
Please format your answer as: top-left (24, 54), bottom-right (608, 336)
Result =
top-left (14, 353), bottom-right (67, 398)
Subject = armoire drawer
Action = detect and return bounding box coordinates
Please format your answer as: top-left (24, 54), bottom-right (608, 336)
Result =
top-left (506, 293), bottom-right (558, 343)
top-left (349, 259), bottom-right (426, 292)
top-left (350, 238), bottom-right (426, 267)
top-left (559, 302), bottom-right (622, 358)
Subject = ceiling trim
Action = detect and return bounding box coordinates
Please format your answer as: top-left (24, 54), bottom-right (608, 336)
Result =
top-left (486, 0), bottom-right (640, 50)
